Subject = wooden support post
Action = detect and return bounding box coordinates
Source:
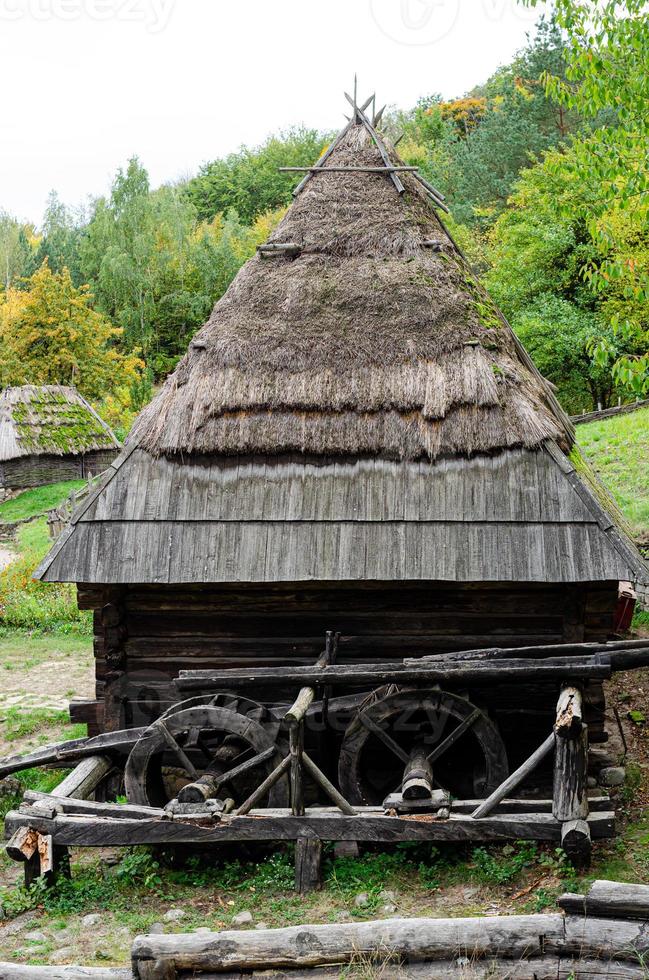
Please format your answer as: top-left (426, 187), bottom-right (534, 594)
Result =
top-left (561, 819), bottom-right (591, 869)
top-left (295, 837), bottom-right (322, 894)
top-left (289, 723), bottom-right (305, 817)
top-left (7, 827), bottom-right (70, 888)
top-left (554, 692), bottom-right (590, 867)
top-left (402, 744), bottom-right (433, 801)
top-left (555, 686), bottom-right (583, 739)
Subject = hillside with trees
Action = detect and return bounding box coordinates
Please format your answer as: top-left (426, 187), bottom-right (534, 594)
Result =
top-left (0, 5), bottom-right (647, 430)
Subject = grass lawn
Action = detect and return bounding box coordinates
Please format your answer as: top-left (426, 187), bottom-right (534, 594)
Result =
top-left (578, 407), bottom-right (649, 539)
top-left (0, 482), bottom-right (85, 524)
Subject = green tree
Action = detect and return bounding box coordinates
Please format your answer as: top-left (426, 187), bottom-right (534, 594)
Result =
top-left (522, 0), bottom-right (649, 391)
top-left (33, 192), bottom-right (84, 284)
top-left (486, 144), bottom-right (646, 410)
top-left (0, 212), bottom-right (37, 291)
top-left (186, 127), bottom-right (328, 224)
top-left (0, 262), bottom-right (142, 401)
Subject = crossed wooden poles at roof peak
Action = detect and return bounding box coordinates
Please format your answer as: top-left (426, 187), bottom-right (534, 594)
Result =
top-left (280, 88), bottom-right (448, 212)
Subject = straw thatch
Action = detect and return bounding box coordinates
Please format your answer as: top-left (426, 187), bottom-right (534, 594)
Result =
top-left (0, 385), bottom-right (120, 461)
top-left (131, 124), bottom-right (571, 462)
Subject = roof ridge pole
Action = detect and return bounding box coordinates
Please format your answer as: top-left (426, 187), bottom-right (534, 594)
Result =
top-left (344, 93), bottom-right (405, 195)
top-left (292, 94), bottom-right (375, 199)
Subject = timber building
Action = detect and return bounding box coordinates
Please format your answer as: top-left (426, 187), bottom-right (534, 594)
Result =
top-left (0, 385), bottom-right (120, 490)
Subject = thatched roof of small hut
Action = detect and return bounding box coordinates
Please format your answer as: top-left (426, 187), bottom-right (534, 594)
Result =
top-left (131, 124), bottom-right (572, 462)
top-left (0, 385), bottom-right (120, 462)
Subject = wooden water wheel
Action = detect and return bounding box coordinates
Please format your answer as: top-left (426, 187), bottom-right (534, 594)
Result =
top-left (124, 693), bottom-right (289, 809)
top-left (338, 688), bottom-right (508, 805)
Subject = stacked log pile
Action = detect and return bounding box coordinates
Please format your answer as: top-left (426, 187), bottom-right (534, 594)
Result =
top-left (2, 880), bottom-right (649, 977)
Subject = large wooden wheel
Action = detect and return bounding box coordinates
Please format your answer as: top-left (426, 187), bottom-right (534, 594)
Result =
top-left (125, 693), bottom-right (288, 809)
top-left (338, 688), bottom-right (508, 805)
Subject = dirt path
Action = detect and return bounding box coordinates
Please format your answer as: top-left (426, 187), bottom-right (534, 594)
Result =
top-left (0, 546), bottom-right (15, 571)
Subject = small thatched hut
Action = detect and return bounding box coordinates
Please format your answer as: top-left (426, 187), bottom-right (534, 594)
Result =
top-left (0, 385), bottom-right (120, 490)
top-left (36, 107), bottom-right (647, 751)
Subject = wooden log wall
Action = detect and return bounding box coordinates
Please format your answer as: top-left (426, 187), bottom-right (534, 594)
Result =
top-left (0, 449), bottom-right (117, 490)
top-left (76, 581), bottom-right (618, 763)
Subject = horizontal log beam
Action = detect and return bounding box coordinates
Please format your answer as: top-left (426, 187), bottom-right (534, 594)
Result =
top-left (131, 913), bottom-right (562, 976)
top-left (176, 656), bottom-right (611, 692)
top-left (0, 967), bottom-right (132, 979)
top-left (558, 879), bottom-right (649, 920)
top-left (278, 166), bottom-right (419, 173)
top-left (3, 808), bottom-right (615, 848)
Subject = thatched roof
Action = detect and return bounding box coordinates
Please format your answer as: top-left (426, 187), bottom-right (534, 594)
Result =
top-left (131, 123), bottom-right (572, 462)
top-left (34, 105), bottom-right (647, 587)
top-left (0, 385), bottom-right (120, 462)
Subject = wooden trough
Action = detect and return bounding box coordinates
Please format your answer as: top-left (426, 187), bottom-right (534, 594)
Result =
top-left (2, 881), bottom-right (649, 979)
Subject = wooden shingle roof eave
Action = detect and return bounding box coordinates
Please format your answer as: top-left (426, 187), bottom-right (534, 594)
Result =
top-left (34, 442), bottom-right (649, 586)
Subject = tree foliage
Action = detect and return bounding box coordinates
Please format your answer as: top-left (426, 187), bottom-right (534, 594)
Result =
top-left (186, 128), bottom-right (329, 225)
top-left (522, 0), bottom-right (649, 391)
top-left (0, 262), bottom-right (142, 402)
top-left (486, 142), bottom-right (647, 411)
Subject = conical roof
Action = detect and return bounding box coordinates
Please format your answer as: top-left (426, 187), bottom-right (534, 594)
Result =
top-left (131, 121), bottom-right (571, 462)
top-left (36, 103), bottom-right (647, 587)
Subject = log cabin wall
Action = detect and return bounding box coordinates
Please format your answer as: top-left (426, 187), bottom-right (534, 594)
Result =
top-left (76, 579), bottom-right (619, 742)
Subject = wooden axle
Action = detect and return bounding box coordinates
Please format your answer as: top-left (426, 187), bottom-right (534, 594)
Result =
top-left (402, 744), bottom-right (434, 801)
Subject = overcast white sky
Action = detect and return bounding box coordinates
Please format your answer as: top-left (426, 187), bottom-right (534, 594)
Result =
top-left (0, 0), bottom-right (550, 225)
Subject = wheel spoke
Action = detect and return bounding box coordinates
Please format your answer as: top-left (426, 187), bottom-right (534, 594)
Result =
top-left (213, 745), bottom-right (276, 789)
top-left (359, 711), bottom-right (409, 764)
top-left (426, 709), bottom-right (482, 766)
top-left (155, 719), bottom-right (198, 778)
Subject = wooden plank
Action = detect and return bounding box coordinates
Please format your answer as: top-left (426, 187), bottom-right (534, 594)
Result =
top-left (3, 808), bottom-right (616, 847)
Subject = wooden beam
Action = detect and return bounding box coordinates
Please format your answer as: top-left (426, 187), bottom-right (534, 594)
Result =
top-left (471, 733), bottom-right (556, 819)
top-left (52, 755), bottom-right (113, 800)
top-left (279, 166), bottom-right (419, 173)
top-left (555, 686), bottom-right (583, 738)
top-left (294, 837), bottom-right (322, 894)
top-left (344, 93), bottom-right (405, 195)
top-left (177, 656), bottom-right (612, 692)
top-left (3, 807), bottom-right (615, 848)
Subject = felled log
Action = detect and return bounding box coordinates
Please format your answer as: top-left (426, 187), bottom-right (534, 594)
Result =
top-left (562, 914), bottom-right (649, 961)
top-left (558, 880), bottom-right (649, 920)
top-left (52, 756), bottom-right (113, 800)
top-left (130, 914), bottom-right (562, 978)
top-left (0, 968), bottom-right (132, 979)
top-left (162, 962), bottom-right (649, 979)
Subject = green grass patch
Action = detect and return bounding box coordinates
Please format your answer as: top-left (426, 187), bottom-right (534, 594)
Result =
top-left (0, 482), bottom-right (85, 524)
top-left (0, 518), bottom-right (91, 633)
top-left (578, 407), bottom-right (649, 538)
